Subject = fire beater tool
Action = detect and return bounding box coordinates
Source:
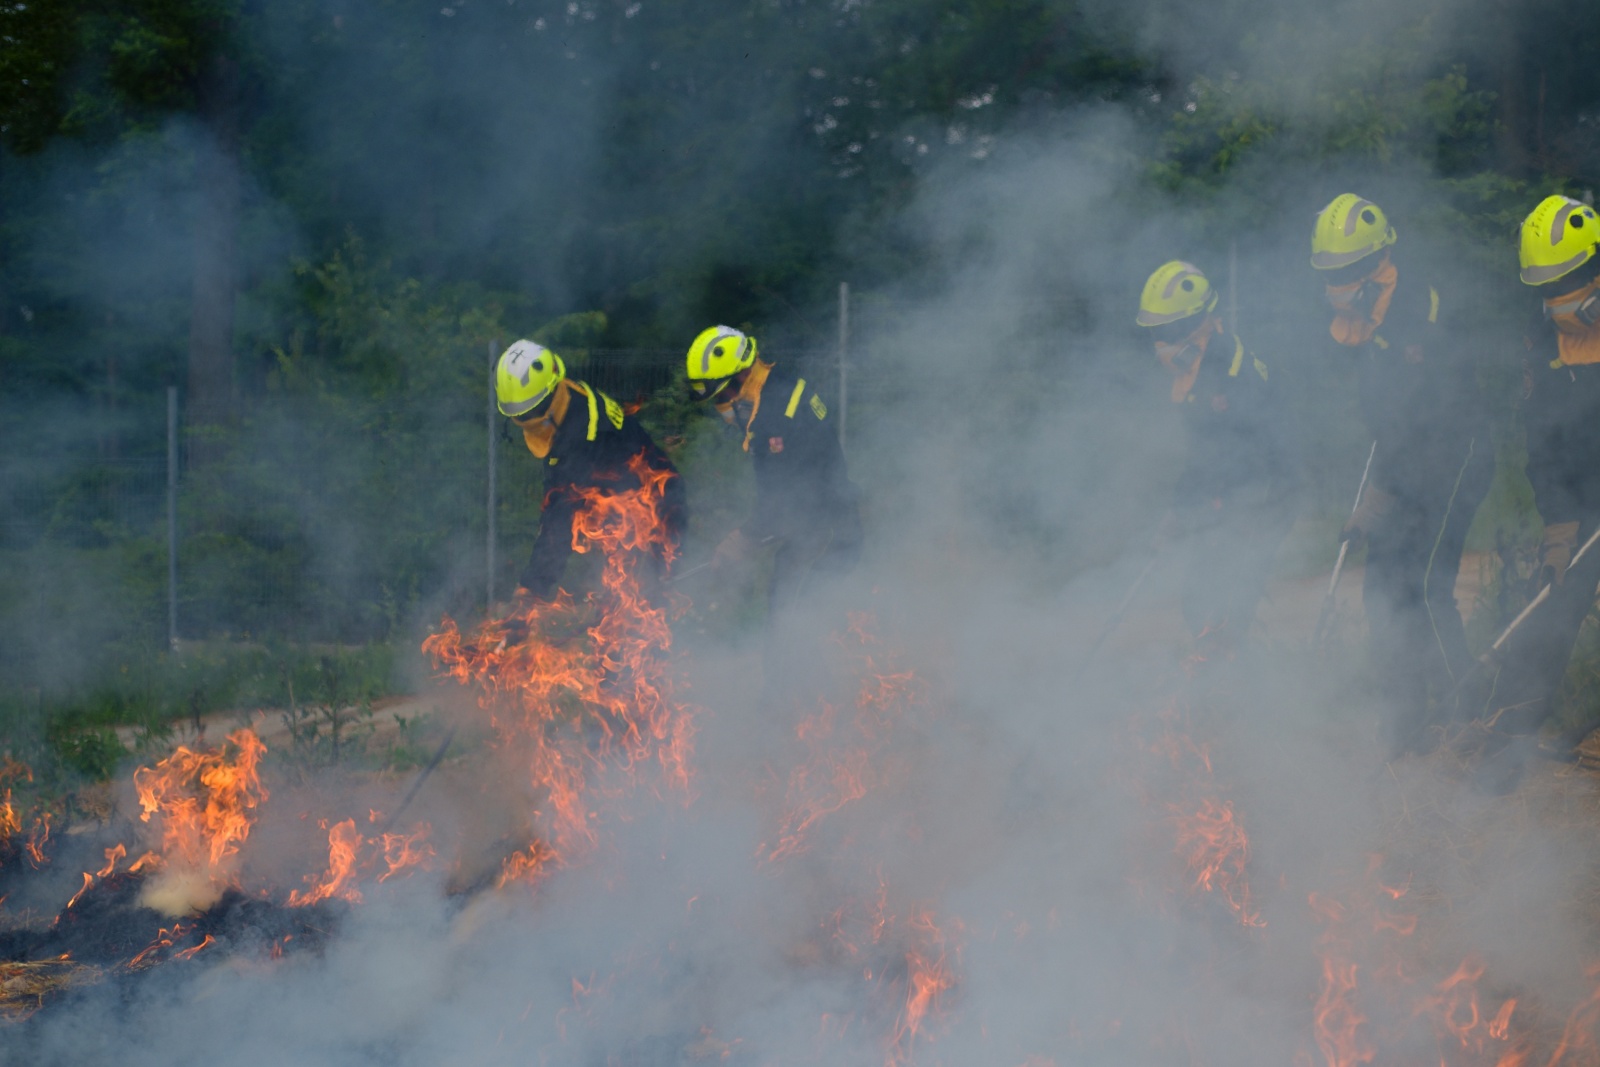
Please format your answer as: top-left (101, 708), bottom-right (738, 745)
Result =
top-left (1075, 551), bottom-right (1163, 677)
top-left (667, 535), bottom-right (778, 585)
top-left (375, 723), bottom-right (459, 837)
top-left (1452, 522), bottom-right (1600, 708)
top-left (1312, 440), bottom-right (1376, 648)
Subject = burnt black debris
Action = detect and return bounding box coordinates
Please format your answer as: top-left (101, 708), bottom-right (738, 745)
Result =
top-left (2, 871), bottom-right (345, 1021)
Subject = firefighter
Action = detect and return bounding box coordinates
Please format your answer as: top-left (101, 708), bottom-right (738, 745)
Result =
top-left (1477, 195), bottom-right (1600, 759)
top-left (495, 338), bottom-right (685, 601)
top-left (683, 325), bottom-right (861, 617)
top-left (1310, 193), bottom-right (1493, 754)
top-left (1136, 260), bottom-right (1300, 656)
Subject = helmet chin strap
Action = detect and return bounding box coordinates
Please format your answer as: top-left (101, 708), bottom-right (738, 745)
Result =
top-left (1154, 315), bottom-right (1215, 373)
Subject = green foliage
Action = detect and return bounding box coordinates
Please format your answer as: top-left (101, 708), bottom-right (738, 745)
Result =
top-left (0, 0), bottom-right (78, 152)
top-left (46, 721), bottom-right (125, 780)
top-left (275, 651), bottom-right (380, 772)
top-left (0, 637), bottom-right (400, 788)
top-left (8, 0), bottom-right (1600, 757)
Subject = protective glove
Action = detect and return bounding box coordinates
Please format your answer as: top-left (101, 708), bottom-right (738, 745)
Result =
top-left (713, 528), bottom-right (751, 567)
top-left (1541, 521), bottom-right (1581, 587)
top-left (1341, 485), bottom-right (1396, 548)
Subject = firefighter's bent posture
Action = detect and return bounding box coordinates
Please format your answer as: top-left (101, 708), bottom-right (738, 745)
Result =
top-left (1310, 194), bottom-right (1493, 754)
top-left (496, 339), bottom-right (685, 600)
top-left (684, 325), bottom-right (861, 616)
top-left (1484, 196), bottom-right (1600, 754)
top-left (1136, 260), bottom-right (1300, 655)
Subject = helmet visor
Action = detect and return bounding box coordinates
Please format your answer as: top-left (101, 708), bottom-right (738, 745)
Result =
top-left (1320, 254), bottom-right (1382, 288)
top-left (1148, 316), bottom-right (1202, 345)
top-left (499, 383), bottom-right (558, 419)
top-left (692, 376), bottom-right (738, 401)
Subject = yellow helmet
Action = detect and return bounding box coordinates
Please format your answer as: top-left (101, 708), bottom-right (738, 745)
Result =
top-left (685, 325), bottom-right (758, 394)
top-left (1136, 260), bottom-right (1218, 327)
top-left (495, 339), bottom-right (566, 418)
top-left (1310, 193), bottom-right (1397, 270)
top-left (1519, 195), bottom-right (1600, 286)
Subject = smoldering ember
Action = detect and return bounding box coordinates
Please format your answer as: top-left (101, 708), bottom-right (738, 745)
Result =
top-left (10, 0), bottom-right (1600, 1064)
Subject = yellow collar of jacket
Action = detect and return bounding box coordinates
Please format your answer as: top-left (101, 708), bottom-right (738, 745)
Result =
top-left (519, 380), bottom-right (601, 458)
top-left (716, 360), bottom-right (774, 452)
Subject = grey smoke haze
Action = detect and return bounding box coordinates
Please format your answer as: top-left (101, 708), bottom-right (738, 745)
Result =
top-left (7, 0), bottom-right (1597, 1064)
top-left (15, 137), bottom-right (1596, 1067)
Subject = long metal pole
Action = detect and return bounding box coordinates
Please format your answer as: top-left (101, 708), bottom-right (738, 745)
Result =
top-left (487, 339), bottom-right (498, 608)
top-left (1073, 552), bottom-right (1163, 682)
top-left (838, 281), bottom-right (849, 455)
top-left (1312, 440), bottom-right (1377, 647)
top-left (166, 385), bottom-right (179, 652)
top-left (1489, 524), bottom-right (1600, 654)
top-left (1227, 241), bottom-right (1239, 336)
top-left (1452, 522), bottom-right (1600, 709)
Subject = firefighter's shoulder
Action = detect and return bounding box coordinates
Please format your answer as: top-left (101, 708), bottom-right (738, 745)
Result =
top-left (770, 374), bottom-right (830, 422)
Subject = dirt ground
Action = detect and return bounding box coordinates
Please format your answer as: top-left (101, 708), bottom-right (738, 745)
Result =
top-left (128, 550), bottom-right (1507, 755)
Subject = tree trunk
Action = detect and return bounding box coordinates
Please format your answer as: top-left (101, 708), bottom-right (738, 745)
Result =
top-left (1494, 0), bottom-right (1528, 175)
top-left (186, 52), bottom-right (242, 449)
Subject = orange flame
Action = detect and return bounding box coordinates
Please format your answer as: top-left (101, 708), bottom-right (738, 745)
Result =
top-left (133, 728), bottom-right (268, 880)
top-left (62, 844), bottom-right (132, 915)
top-left (497, 840), bottom-right (558, 890)
top-left (171, 934), bottom-right (214, 962)
top-left (0, 756), bottom-right (30, 849)
top-left (1411, 955), bottom-right (1527, 1063)
top-left (766, 703), bottom-right (871, 863)
top-left (64, 872), bottom-right (92, 911)
top-left (1541, 964), bottom-right (1600, 1067)
top-left (763, 614), bottom-right (923, 864)
top-left (1137, 698), bottom-right (1264, 929)
top-left (24, 812), bottom-right (51, 867)
top-left (1306, 892), bottom-right (1375, 1067)
top-left (1170, 797), bottom-right (1265, 927)
top-left (378, 823), bottom-right (436, 883)
top-left (126, 924), bottom-right (185, 971)
top-left (887, 908), bottom-right (960, 1066)
top-left (288, 818), bottom-right (364, 906)
top-left (96, 843), bottom-right (127, 879)
top-left (425, 453), bottom-right (694, 865)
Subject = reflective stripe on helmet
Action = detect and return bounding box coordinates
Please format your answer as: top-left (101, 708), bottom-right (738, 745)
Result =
top-left (697, 328), bottom-right (745, 377)
top-left (1342, 198), bottom-right (1378, 237)
top-left (1311, 245), bottom-right (1381, 271)
top-left (1524, 252), bottom-right (1594, 287)
top-left (1550, 201), bottom-right (1582, 246)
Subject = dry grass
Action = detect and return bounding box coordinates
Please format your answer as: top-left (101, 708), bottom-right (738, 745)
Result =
top-left (0, 959), bottom-right (102, 1023)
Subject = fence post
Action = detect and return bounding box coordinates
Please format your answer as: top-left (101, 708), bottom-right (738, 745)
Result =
top-left (838, 281), bottom-right (849, 455)
top-left (166, 385), bottom-right (179, 652)
top-left (487, 338), bottom-right (499, 609)
top-left (1228, 240), bottom-right (1239, 337)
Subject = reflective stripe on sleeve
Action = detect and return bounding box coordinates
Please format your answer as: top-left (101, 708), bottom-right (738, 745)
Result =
top-left (784, 379), bottom-right (807, 418)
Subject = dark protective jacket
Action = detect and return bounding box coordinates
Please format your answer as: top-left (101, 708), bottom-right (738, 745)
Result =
top-left (1328, 264), bottom-right (1494, 752)
top-left (1339, 272), bottom-right (1489, 501)
top-left (726, 363), bottom-right (860, 546)
top-left (1478, 307), bottom-right (1600, 736)
top-left (1172, 332), bottom-right (1299, 512)
top-left (1522, 311), bottom-right (1600, 527)
top-left (519, 381), bottom-right (684, 597)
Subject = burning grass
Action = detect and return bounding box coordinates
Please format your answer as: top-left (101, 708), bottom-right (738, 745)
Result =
top-left (3, 454), bottom-right (692, 1025)
top-left (14, 463), bottom-right (1600, 1065)
top-left (424, 453), bottom-right (695, 861)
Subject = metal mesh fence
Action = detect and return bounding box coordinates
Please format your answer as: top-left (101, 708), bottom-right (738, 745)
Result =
top-left (0, 350), bottom-right (890, 650)
top-left (0, 457), bottom-right (168, 549)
